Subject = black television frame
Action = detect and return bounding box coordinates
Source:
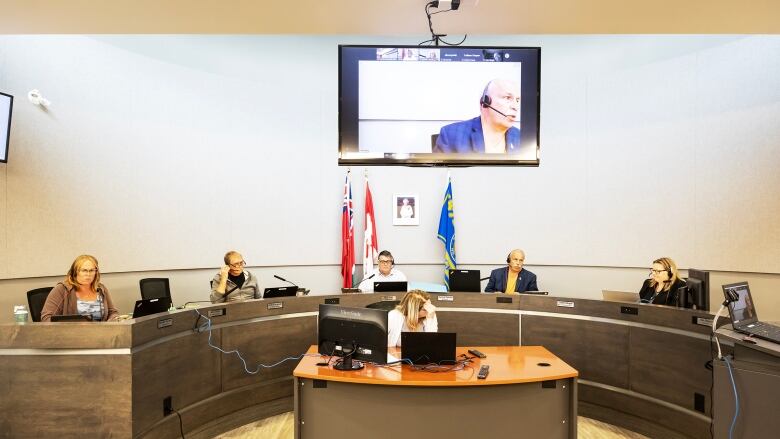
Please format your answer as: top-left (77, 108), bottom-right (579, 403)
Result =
top-left (338, 45), bottom-right (541, 167)
top-left (318, 304), bottom-right (388, 371)
top-left (0, 92), bottom-right (13, 164)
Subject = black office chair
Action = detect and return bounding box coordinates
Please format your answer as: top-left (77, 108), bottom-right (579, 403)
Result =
top-left (365, 301), bottom-right (400, 312)
top-left (139, 278), bottom-right (172, 301)
top-left (27, 287), bottom-right (53, 322)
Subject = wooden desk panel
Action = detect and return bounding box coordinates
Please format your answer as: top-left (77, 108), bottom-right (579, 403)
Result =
top-left (294, 345), bottom-right (578, 439)
top-left (629, 327), bottom-right (715, 415)
top-left (220, 315), bottom-right (317, 391)
top-left (0, 354), bottom-right (132, 438)
top-left (131, 329), bottom-right (221, 436)
top-left (0, 292), bottom-right (724, 438)
top-left (522, 315), bottom-right (630, 388)
top-left (0, 321), bottom-right (130, 349)
top-left (437, 311), bottom-right (520, 346)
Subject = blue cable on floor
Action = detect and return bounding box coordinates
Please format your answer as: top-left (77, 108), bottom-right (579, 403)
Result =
top-left (723, 356), bottom-right (739, 439)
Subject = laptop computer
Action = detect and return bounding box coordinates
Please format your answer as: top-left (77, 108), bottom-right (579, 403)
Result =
top-left (263, 286), bottom-right (298, 299)
top-left (51, 314), bottom-right (93, 322)
top-left (401, 332), bottom-right (457, 365)
top-left (449, 269), bottom-right (481, 292)
top-left (374, 281), bottom-right (408, 293)
top-left (132, 297), bottom-right (172, 319)
top-left (602, 290), bottom-right (640, 303)
top-left (723, 281), bottom-right (780, 344)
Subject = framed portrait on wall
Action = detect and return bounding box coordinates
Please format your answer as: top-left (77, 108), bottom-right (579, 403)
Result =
top-left (392, 194), bottom-right (419, 226)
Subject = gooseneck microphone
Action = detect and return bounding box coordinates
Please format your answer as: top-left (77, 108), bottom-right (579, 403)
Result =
top-left (274, 275), bottom-right (298, 288)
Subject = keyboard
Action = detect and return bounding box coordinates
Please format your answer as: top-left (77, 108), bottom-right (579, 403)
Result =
top-left (741, 323), bottom-right (780, 344)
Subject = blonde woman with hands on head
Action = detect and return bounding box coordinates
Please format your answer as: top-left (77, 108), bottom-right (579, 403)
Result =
top-left (387, 290), bottom-right (438, 347)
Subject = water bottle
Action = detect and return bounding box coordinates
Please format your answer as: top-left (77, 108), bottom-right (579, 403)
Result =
top-left (13, 305), bottom-right (29, 324)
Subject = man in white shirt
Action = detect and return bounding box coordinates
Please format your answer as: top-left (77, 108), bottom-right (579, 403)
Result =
top-left (358, 250), bottom-right (407, 292)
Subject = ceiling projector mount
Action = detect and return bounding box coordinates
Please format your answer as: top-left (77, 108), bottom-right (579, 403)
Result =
top-left (421, 0), bottom-right (466, 47)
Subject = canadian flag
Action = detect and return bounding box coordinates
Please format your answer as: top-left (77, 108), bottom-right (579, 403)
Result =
top-left (363, 176), bottom-right (379, 279)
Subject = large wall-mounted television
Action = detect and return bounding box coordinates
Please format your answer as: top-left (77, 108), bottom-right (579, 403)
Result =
top-left (338, 45), bottom-right (541, 167)
top-left (0, 92), bottom-right (12, 163)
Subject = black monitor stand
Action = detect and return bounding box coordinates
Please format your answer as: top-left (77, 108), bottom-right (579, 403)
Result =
top-left (333, 343), bottom-right (365, 371)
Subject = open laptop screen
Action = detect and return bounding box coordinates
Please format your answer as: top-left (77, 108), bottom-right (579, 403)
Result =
top-left (723, 282), bottom-right (758, 328)
top-left (374, 281), bottom-right (407, 292)
top-left (401, 332), bottom-right (457, 365)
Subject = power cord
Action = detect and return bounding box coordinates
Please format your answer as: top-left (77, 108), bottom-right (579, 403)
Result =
top-left (723, 356), bottom-right (739, 439)
top-left (193, 310), bottom-right (319, 375)
top-left (710, 295), bottom-right (740, 439)
top-left (173, 409), bottom-right (184, 439)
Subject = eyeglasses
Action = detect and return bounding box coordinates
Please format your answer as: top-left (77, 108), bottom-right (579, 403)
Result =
top-left (78, 269), bottom-right (98, 275)
top-left (378, 259), bottom-right (393, 264)
top-left (229, 261), bottom-right (246, 268)
top-left (650, 269), bottom-right (667, 274)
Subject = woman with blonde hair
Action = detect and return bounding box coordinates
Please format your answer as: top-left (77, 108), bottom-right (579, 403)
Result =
top-left (387, 290), bottom-right (438, 346)
top-left (639, 257), bottom-right (687, 306)
top-left (40, 255), bottom-right (119, 321)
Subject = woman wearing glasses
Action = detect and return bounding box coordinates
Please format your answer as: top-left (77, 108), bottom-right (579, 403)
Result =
top-left (387, 290), bottom-right (438, 347)
top-left (639, 257), bottom-right (687, 306)
top-left (210, 250), bottom-right (260, 303)
top-left (40, 254), bottom-right (119, 322)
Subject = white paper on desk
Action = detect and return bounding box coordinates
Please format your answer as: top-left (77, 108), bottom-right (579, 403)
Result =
top-left (387, 352), bottom-right (400, 364)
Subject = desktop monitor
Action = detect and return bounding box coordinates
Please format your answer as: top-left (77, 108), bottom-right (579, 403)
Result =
top-left (448, 269), bottom-right (481, 292)
top-left (318, 304), bottom-right (389, 371)
top-left (687, 269), bottom-right (709, 311)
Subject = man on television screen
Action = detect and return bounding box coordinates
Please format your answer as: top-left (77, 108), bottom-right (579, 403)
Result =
top-left (434, 78), bottom-right (521, 154)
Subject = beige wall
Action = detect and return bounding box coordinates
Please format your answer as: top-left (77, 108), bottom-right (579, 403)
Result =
top-left (1, 35), bottom-right (779, 322)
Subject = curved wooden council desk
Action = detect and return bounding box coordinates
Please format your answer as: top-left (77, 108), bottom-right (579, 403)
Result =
top-left (293, 345), bottom-right (578, 439)
top-left (0, 293), bottom-right (725, 438)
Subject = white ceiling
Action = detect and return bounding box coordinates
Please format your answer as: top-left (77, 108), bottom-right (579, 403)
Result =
top-left (1, 0), bottom-right (778, 34)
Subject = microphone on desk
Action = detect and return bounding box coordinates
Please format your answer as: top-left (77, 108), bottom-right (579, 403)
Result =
top-left (274, 275), bottom-right (310, 295)
top-left (480, 276), bottom-right (490, 281)
top-left (274, 274), bottom-right (298, 287)
top-left (365, 274), bottom-right (376, 281)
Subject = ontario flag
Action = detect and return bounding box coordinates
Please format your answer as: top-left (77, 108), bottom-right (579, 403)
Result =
top-left (363, 175), bottom-right (379, 279)
top-left (341, 171), bottom-right (355, 288)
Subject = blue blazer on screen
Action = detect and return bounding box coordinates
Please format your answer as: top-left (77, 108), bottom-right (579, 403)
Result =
top-left (434, 116), bottom-right (521, 153)
top-left (485, 267), bottom-right (538, 293)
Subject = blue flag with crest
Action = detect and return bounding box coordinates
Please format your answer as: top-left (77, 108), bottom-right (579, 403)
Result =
top-left (437, 178), bottom-right (456, 288)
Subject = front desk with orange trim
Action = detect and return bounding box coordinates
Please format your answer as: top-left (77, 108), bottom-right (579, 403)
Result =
top-left (293, 345), bottom-right (578, 439)
top-left (0, 293), bottom-right (722, 438)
